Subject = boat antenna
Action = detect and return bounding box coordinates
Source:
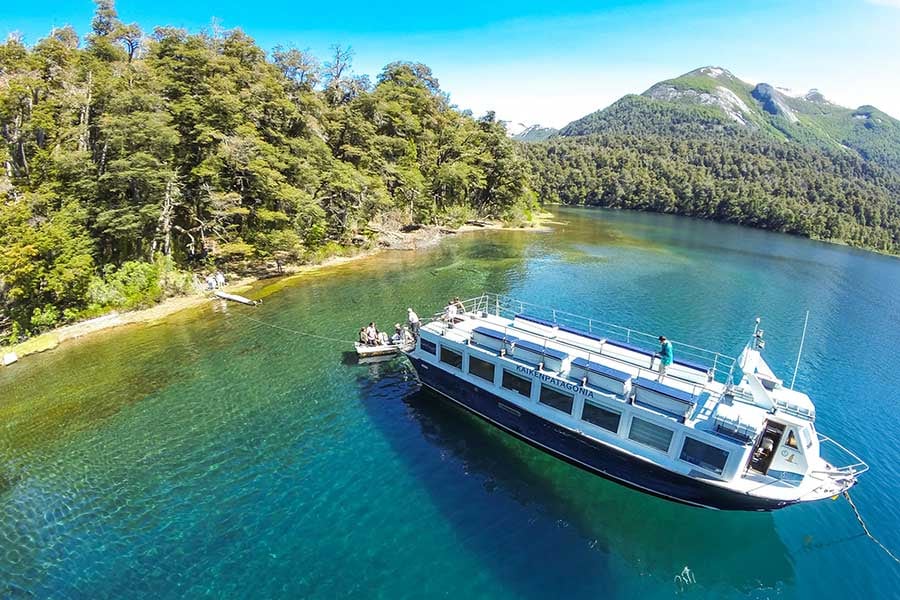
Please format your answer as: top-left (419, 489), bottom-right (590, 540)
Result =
top-left (790, 310), bottom-right (810, 390)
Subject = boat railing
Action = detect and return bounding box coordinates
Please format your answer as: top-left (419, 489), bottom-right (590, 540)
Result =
top-left (745, 432), bottom-right (869, 496)
top-left (432, 293), bottom-right (737, 384)
top-left (812, 433), bottom-right (869, 478)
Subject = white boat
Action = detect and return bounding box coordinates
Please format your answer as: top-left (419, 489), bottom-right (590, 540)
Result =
top-left (402, 293), bottom-right (867, 511)
top-left (355, 341), bottom-right (409, 358)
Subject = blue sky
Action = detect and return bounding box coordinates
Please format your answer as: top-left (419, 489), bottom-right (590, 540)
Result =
top-left (3, 0), bottom-right (899, 127)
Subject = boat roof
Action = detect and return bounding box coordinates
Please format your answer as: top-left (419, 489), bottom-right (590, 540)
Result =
top-left (421, 294), bottom-right (814, 439)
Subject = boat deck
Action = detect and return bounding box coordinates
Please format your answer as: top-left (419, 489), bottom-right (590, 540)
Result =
top-left (416, 290), bottom-right (783, 443)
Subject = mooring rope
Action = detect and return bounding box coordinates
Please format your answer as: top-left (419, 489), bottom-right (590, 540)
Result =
top-left (230, 310), bottom-right (357, 346)
top-left (844, 491), bottom-right (900, 566)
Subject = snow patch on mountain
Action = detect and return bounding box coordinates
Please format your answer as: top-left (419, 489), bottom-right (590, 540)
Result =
top-left (645, 83), bottom-right (753, 126)
top-left (698, 66), bottom-right (729, 79)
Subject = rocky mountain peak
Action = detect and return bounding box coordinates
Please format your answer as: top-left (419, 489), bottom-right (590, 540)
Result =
top-left (688, 66), bottom-right (737, 80)
top-left (803, 89), bottom-right (828, 103)
top-left (751, 83), bottom-right (799, 123)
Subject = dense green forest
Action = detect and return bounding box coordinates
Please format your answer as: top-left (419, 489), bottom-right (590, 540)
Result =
top-left (524, 95), bottom-right (900, 253)
top-left (0, 1), bottom-right (535, 338)
top-left (4, 9), bottom-right (900, 343)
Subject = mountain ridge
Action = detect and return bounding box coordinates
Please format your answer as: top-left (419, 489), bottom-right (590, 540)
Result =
top-left (557, 66), bottom-right (900, 172)
top-left (521, 65), bottom-right (900, 254)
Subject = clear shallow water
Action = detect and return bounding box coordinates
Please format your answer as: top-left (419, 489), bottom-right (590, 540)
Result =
top-left (1, 207), bottom-right (899, 598)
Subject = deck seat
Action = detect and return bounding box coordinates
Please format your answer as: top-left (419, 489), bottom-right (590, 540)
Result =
top-left (555, 325), bottom-right (606, 354)
top-left (668, 358), bottom-right (713, 384)
top-left (513, 314), bottom-right (559, 338)
top-left (604, 339), bottom-right (654, 357)
top-left (674, 357), bottom-right (708, 373)
top-left (513, 339), bottom-right (566, 361)
top-left (601, 339), bottom-right (656, 370)
top-left (633, 377), bottom-right (696, 420)
top-left (515, 313), bottom-right (558, 329)
top-left (558, 324), bottom-right (606, 344)
top-left (510, 338), bottom-right (567, 371)
top-left (571, 358), bottom-right (629, 381)
top-left (471, 326), bottom-right (518, 353)
top-left (570, 357), bottom-right (632, 396)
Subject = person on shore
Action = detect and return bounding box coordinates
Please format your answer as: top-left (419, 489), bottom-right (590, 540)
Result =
top-left (215, 271), bottom-right (226, 288)
top-left (205, 274), bottom-right (217, 290)
top-left (408, 308), bottom-right (420, 335)
top-left (655, 335), bottom-right (674, 381)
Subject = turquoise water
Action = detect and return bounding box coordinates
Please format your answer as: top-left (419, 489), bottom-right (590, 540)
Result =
top-left (1, 207), bottom-right (899, 598)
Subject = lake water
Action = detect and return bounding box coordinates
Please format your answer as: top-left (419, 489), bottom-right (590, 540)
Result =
top-left (1, 207), bottom-right (898, 598)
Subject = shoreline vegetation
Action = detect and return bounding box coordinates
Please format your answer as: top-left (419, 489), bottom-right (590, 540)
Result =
top-left (522, 100), bottom-right (900, 255)
top-left (1, 216), bottom-right (553, 364)
top-left (1, 1), bottom-right (540, 347)
top-left (5, 3), bottom-right (900, 364)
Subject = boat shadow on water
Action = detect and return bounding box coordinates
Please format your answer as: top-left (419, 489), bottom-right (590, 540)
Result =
top-left (356, 360), bottom-right (796, 598)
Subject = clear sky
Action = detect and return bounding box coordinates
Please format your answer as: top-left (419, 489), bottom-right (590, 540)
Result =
top-left (3, 0), bottom-right (899, 127)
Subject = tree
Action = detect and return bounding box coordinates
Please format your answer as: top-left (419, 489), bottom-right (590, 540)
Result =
top-left (271, 46), bottom-right (320, 90)
top-left (91, 0), bottom-right (120, 37)
top-left (0, 12), bottom-right (538, 335)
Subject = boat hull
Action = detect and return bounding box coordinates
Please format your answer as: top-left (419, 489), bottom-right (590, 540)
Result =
top-left (407, 355), bottom-right (795, 511)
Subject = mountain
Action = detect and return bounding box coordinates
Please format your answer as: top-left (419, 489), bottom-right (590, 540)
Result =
top-left (522, 66), bottom-right (900, 254)
top-left (560, 66), bottom-right (900, 172)
top-left (512, 125), bottom-right (558, 142)
top-left (503, 122), bottom-right (558, 142)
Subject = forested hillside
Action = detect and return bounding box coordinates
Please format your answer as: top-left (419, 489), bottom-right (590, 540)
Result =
top-left (525, 70), bottom-right (900, 255)
top-left (0, 1), bottom-right (535, 338)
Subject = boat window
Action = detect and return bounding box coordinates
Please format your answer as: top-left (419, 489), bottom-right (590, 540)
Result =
top-left (420, 338), bottom-right (436, 355)
top-left (439, 346), bottom-right (463, 369)
top-left (785, 430), bottom-right (799, 449)
top-left (502, 370), bottom-right (532, 397)
top-left (582, 403), bottom-right (621, 433)
top-left (468, 355), bottom-right (495, 383)
top-left (628, 417), bottom-right (673, 453)
top-left (539, 385), bottom-right (573, 414)
top-left (679, 437), bottom-right (728, 475)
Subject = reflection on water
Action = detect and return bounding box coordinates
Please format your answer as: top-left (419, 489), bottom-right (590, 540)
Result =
top-left (358, 360), bottom-right (795, 599)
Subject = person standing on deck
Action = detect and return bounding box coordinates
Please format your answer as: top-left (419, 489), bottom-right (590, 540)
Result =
top-left (408, 308), bottom-right (420, 336)
top-left (655, 335), bottom-right (674, 381)
top-left (446, 299), bottom-right (458, 322)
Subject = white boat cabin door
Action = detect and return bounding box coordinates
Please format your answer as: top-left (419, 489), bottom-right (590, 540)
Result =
top-left (748, 419), bottom-right (809, 482)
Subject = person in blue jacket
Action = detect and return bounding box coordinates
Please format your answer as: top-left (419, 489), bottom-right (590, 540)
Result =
top-left (655, 335), bottom-right (674, 381)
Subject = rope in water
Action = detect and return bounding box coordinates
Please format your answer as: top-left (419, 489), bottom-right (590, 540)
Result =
top-left (230, 310), bottom-right (358, 346)
top-left (844, 491), bottom-right (900, 566)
